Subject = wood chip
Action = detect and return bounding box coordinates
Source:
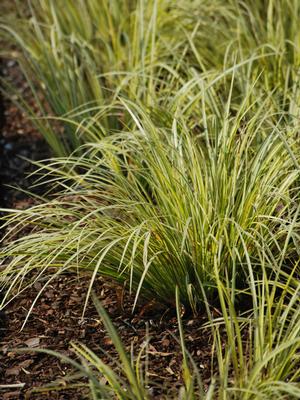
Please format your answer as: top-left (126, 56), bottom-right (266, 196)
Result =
top-left (24, 337), bottom-right (40, 347)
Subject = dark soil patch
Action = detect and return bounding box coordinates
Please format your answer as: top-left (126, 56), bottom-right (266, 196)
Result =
top-left (0, 58), bottom-right (50, 209)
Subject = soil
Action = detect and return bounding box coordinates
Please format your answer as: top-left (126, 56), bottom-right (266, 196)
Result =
top-left (0, 53), bottom-right (217, 400)
top-left (0, 58), bottom-right (49, 209)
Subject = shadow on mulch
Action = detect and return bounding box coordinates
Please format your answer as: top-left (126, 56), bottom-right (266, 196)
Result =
top-left (0, 58), bottom-right (50, 209)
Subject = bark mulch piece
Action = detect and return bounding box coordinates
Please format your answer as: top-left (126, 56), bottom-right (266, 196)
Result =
top-left (0, 274), bottom-right (216, 399)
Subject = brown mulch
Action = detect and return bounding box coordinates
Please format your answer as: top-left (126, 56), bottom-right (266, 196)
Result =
top-left (0, 274), bottom-right (215, 399)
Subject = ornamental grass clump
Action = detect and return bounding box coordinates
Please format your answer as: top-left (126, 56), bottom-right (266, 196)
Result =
top-left (1, 1), bottom-right (300, 398)
top-left (1, 81), bottom-right (299, 313)
top-left (2, 0), bottom-right (300, 156)
top-left (0, 0), bottom-right (234, 155)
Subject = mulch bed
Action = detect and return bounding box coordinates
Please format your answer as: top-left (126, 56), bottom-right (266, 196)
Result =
top-left (0, 274), bottom-right (215, 399)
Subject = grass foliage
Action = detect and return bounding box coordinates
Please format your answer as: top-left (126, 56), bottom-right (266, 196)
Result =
top-left (1, 0), bottom-right (228, 154)
top-left (1, 0), bottom-right (300, 398)
top-left (1, 0), bottom-right (300, 154)
top-left (1, 90), bottom-right (299, 312)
